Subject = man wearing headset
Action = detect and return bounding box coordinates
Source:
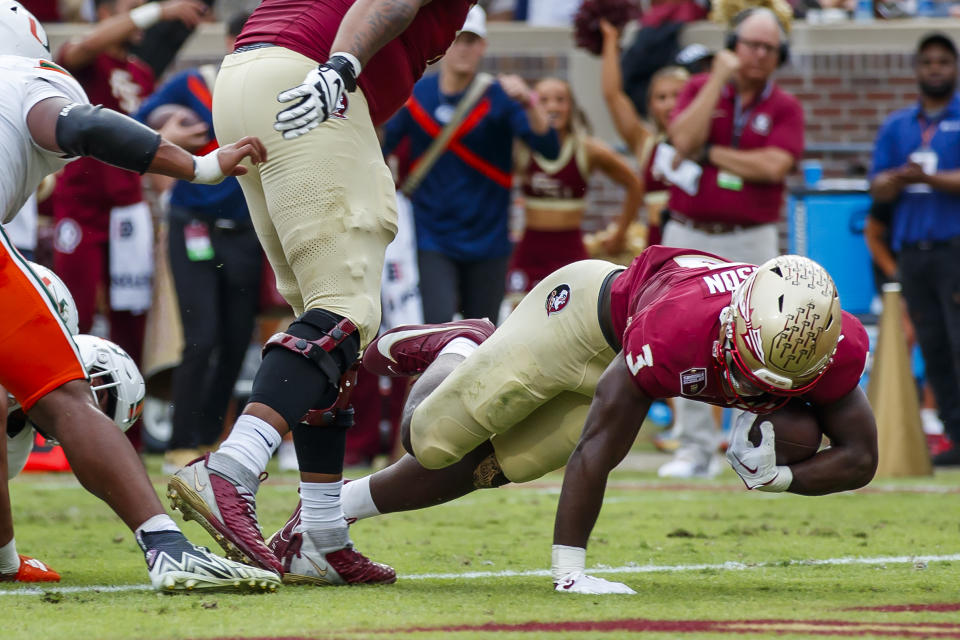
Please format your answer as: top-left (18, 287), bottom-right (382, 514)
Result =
top-left (657, 7), bottom-right (805, 480)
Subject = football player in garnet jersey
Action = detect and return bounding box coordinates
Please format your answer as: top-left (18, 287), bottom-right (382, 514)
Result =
top-left (170, 0), bottom-right (476, 586)
top-left (329, 247), bottom-right (877, 593)
top-left (0, 2), bottom-right (276, 592)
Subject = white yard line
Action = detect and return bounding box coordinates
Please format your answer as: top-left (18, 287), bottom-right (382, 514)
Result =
top-left (2, 552), bottom-right (959, 596)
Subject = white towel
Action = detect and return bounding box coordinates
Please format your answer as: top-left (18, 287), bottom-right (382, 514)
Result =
top-left (380, 193), bottom-right (422, 330)
top-left (109, 201), bottom-right (154, 313)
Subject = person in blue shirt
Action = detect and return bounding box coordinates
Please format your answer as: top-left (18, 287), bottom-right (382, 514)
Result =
top-left (382, 5), bottom-right (559, 324)
top-left (134, 12), bottom-right (262, 473)
top-left (870, 32), bottom-right (960, 466)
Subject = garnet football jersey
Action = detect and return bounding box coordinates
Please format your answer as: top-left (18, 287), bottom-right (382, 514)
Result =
top-left (610, 246), bottom-right (869, 410)
top-left (236, 0), bottom-right (474, 125)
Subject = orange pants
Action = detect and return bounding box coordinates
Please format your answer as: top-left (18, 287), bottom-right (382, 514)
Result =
top-left (0, 230), bottom-right (85, 411)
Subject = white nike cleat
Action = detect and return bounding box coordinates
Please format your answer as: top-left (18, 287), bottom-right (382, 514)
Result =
top-left (267, 502), bottom-right (396, 586)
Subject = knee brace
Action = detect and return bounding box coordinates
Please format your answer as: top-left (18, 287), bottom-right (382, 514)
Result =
top-left (472, 452), bottom-right (509, 489)
top-left (249, 309), bottom-right (360, 429)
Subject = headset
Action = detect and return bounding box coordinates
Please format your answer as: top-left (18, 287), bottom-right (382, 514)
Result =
top-left (725, 7), bottom-right (790, 67)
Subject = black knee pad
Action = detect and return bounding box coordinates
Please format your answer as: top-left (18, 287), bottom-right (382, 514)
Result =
top-left (248, 309), bottom-right (360, 429)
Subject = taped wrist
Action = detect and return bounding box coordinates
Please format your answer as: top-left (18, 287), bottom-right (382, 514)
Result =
top-left (757, 465), bottom-right (793, 492)
top-left (326, 54), bottom-right (359, 92)
top-left (55, 103), bottom-right (160, 174)
top-left (249, 308), bottom-right (360, 429)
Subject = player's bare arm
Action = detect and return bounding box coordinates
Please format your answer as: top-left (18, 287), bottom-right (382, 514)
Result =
top-left (26, 97), bottom-right (266, 184)
top-left (706, 145), bottom-right (794, 183)
top-left (332, 0), bottom-right (429, 66)
top-left (551, 355), bottom-right (650, 594)
top-left (554, 355), bottom-right (652, 549)
top-left (786, 387), bottom-right (878, 495)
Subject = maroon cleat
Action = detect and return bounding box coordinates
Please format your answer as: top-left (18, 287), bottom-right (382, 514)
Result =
top-left (362, 319), bottom-right (496, 377)
top-left (266, 500), bottom-right (395, 586)
top-left (167, 453), bottom-right (283, 575)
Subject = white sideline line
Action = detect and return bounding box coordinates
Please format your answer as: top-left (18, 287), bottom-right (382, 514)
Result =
top-left (2, 552), bottom-right (960, 596)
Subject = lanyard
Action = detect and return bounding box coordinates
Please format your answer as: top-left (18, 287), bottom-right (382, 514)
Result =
top-left (917, 112), bottom-right (943, 149)
top-left (731, 82), bottom-right (773, 148)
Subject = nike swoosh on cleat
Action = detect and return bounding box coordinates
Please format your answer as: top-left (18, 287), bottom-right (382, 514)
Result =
top-left (376, 326), bottom-right (476, 363)
top-left (305, 555), bottom-right (329, 579)
top-left (193, 467), bottom-right (208, 493)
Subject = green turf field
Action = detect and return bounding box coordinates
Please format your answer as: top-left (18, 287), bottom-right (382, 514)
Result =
top-left (4, 447), bottom-right (960, 640)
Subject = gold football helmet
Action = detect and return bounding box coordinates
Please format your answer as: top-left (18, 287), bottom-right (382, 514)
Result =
top-left (716, 255), bottom-right (842, 399)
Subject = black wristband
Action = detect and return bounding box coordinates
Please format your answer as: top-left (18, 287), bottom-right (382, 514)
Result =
top-left (699, 143), bottom-right (713, 165)
top-left (326, 55), bottom-right (358, 92)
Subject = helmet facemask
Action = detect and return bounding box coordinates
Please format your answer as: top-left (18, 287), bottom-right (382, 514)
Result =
top-left (75, 335), bottom-right (145, 432)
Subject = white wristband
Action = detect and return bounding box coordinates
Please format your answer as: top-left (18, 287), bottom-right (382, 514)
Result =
top-left (129, 2), bottom-right (162, 30)
top-left (330, 51), bottom-right (362, 77)
top-left (192, 149), bottom-right (224, 185)
top-left (757, 465), bottom-right (793, 492)
top-left (551, 544), bottom-right (585, 583)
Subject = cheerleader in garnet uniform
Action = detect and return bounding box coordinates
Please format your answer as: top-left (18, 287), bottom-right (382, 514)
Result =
top-left (506, 78), bottom-right (643, 297)
top-left (599, 19), bottom-right (689, 253)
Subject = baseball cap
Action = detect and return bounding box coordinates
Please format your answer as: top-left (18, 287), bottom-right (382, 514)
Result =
top-left (460, 5), bottom-right (487, 38)
top-left (675, 43), bottom-right (714, 72)
top-left (918, 32), bottom-right (958, 58)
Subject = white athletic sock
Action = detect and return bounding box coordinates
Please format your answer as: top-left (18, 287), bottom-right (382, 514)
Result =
top-left (341, 475), bottom-right (381, 522)
top-left (218, 415), bottom-right (283, 477)
top-left (134, 514), bottom-right (181, 537)
top-left (439, 337), bottom-right (480, 359)
top-left (298, 480), bottom-right (345, 531)
top-left (0, 537), bottom-right (19, 574)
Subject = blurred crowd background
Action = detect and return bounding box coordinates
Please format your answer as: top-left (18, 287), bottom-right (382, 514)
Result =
top-left (8, 0), bottom-right (960, 478)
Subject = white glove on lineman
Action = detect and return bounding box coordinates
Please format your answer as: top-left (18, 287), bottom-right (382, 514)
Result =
top-left (726, 413), bottom-right (792, 491)
top-left (274, 53), bottom-right (360, 140)
top-left (554, 572), bottom-right (637, 595)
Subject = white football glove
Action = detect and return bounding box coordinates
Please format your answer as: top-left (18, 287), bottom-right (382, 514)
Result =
top-left (554, 572), bottom-right (636, 595)
top-left (275, 54), bottom-right (359, 140)
top-left (726, 413), bottom-right (784, 490)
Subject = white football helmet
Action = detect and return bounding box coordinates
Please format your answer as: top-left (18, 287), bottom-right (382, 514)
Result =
top-left (0, 1), bottom-right (50, 59)
top-left (74, 335), bottom-right (145, 432)
top-left (28, 262), bottom-right (79, 336)
top-left (716, 255), bottom-right (842, 400)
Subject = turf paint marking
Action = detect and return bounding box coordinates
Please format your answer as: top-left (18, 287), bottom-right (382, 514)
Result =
top-left (370, 618), bottom-right (960, 637)
top-left (2, 552), bottom-right (960, 597)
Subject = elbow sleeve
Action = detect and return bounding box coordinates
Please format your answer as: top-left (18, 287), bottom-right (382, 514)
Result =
top-left (55, 103), bottom-right (161, 175)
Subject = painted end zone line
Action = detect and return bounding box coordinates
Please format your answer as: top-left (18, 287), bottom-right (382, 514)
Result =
top-left (2, 552), bottom-right (960, 596)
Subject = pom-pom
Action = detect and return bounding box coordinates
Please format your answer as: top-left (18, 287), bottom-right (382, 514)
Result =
top-left (573, 0), bottom-right (641, 56)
